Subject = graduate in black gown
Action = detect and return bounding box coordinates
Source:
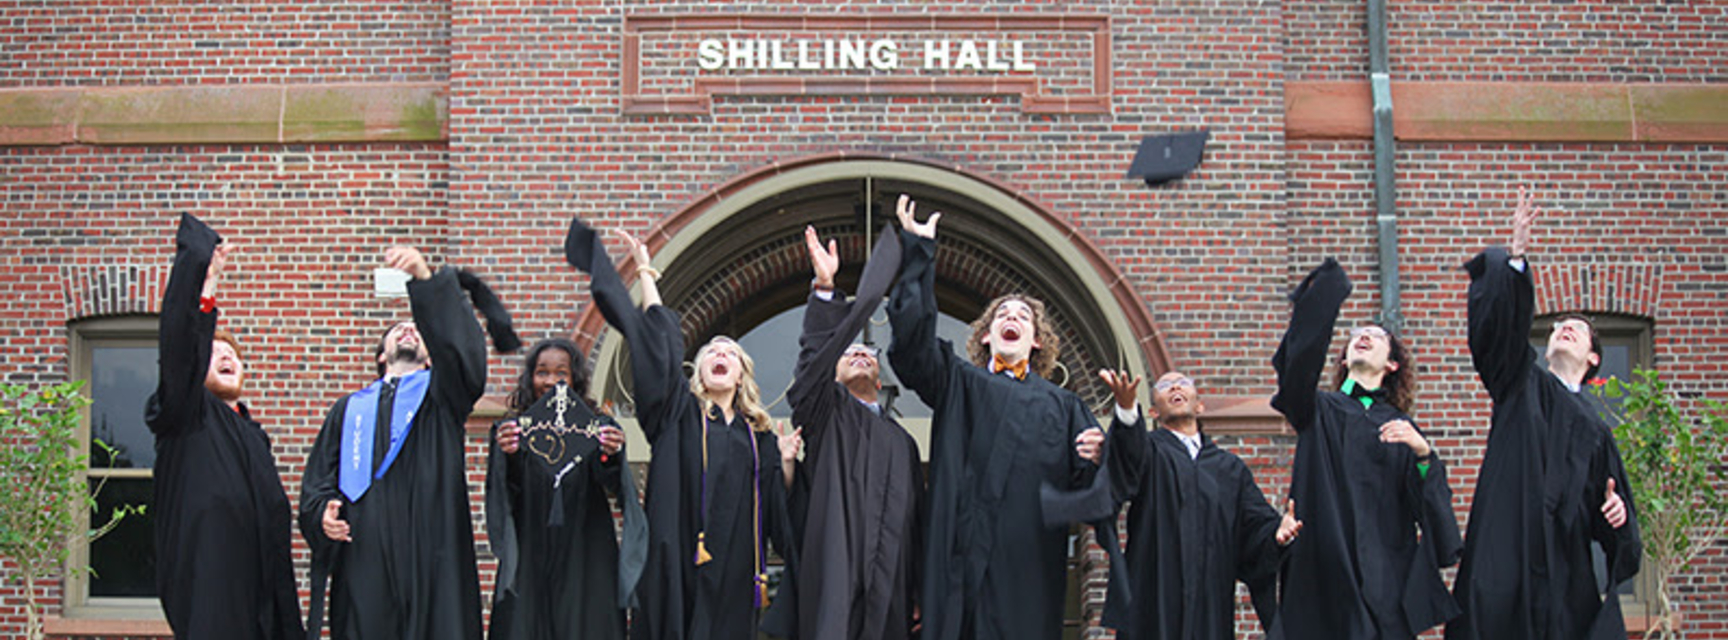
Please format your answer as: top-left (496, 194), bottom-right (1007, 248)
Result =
top-left (484, 338), bottom-right (647, 640)
top-left (298, 246), bottom-right (492, 640)
top-left (562, 218), bottom-right (798, 640)
top-left (1268, 258), bottom-right (1463, 640)
top-left (144, 213), bottom-right (303, 640)
top-left (787, 225), bottom-right (925, 640)
top-left (1095, 368), bottom-right (1300, 640)
top-left (1447, 188), bottom-right (1640, 640)
top-left (885, 196), bottom-right (1104, 640)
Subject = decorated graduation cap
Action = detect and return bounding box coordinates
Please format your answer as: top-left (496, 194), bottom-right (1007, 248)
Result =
top-left (1126, 129), bottom-right (1209, 186)
top-left (516, 382), bottom-right (607, 483)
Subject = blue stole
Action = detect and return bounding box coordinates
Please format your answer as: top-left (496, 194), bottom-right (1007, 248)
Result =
top-left (338, 369), bottom-right (431, 502)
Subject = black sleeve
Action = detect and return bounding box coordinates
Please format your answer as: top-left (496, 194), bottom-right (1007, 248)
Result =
top-left (409, 266), bottom-right (488, 415)
top-left (298, 400), bottom-right (350, 560)
top-left (886, 230), bottom-right (955, 411)
top-left (1270, 258), bottom-right (1352, 432)
top-left (1234, 464), bottom-right (1285, 586)
top-left (1464, 247), bottom-right (1539, 403)
top-left (1589, 432), bottom-right (1642, 588)
top-left (1406, 438), bottom-right (1463, 568)
top-left (1067, 396), bottom-right (1103, 489)
top-left (760, 431), bottom-right (802, 637)
top-left (632, 306), bottom-right (690, 443)
top-left (144, 213), bottom-right (221, 437)
top-left (790, 290), bottom-right (857, 453)
top-left (1104, 413), bottom-right (1151, 504)
top-left (484, 420), bottom-right (521, 605)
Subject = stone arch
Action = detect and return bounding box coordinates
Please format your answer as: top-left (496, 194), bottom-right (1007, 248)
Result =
top-left (578, 152), bottom-right (1170, 412)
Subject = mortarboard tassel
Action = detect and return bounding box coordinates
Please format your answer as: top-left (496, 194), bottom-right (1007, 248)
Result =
top-left (694, 531), bottom-right (713, 566)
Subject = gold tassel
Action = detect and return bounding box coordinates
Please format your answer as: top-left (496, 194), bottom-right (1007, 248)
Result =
top-left (694, 532), bottom-right (713, 566)
top-left (754, 573), bottom-right (771, 609)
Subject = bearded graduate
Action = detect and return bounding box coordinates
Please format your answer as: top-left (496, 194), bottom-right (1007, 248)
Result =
top-left (299, 246), bottom-right (511, 640)
top-left (1267, 258), bottom-right (1463, 640)
top-left (562, 217), bottom-right (798, 640)
top-left (787, 225), bottom-right (925, 640)
top-left (144, 214), bottom-right (302, 640)
top-left (1447, 188), bottom-right (1639, 640)
top-left (484, 338), bottom-right (647, 640)
top-left (884, 195), bottom-right (1105, 640)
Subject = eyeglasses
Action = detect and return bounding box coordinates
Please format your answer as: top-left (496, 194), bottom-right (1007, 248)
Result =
top-left (1553, 319), bottom-right (1592, 334)
top-left (1349, 326), bottom-right (1389, 340)
top-left (843, 345), bottom-right (880, 358)
top-left (1153, 376), bottom-right (1195, 392)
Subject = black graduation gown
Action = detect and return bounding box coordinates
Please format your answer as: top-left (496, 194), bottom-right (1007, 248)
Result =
top-left (1446, 248), bottom-right (1642, 640)
top-left (298, 266), bottom-right (487, 640)
top-left (787, 228), bottom-right (926, 640)
top-left (1268, 259), bottom-right (1463, 640)
top-left (143, 213), bottom-right (303, 640)
top-left (1102, 415), bottom-right (1283, 640)
top-left (563, 217), bottom-right (797, 640)
top-left (886, 229), bottom-right (1102, 640)
top-left (484, 408), bottom-right (645, 640)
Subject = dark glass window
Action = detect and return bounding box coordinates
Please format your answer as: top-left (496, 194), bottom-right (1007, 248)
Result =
top-left (68, 317), bottom-right (160, 611)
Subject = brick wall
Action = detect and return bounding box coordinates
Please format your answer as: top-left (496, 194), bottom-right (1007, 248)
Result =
top-left (1286, 0), bottom-right (1728, 83)
top-left (0, 0), bottom-right (451, 87)
top-left (2, 0), bottom-right (1724, 638)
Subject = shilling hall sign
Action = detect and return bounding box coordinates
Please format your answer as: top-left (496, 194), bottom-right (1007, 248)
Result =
top-left (622, 14), bottom-right (1113, 115)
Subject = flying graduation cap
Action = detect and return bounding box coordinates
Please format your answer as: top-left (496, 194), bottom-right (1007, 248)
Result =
top-left (1126, 129), bottom-right (1209, 186)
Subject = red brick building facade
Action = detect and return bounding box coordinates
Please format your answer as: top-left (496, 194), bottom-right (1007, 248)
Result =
top-left (2, 1), bottom-right (1724, 638)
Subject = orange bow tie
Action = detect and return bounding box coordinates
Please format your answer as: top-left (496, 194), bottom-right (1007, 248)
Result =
top-left (991, 355), bottom-right (1029, 380)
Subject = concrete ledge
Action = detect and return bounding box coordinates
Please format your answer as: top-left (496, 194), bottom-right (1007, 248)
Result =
top-left (284, 84), bottom-right (447, 142)
top-left (1287, 81), bottom-right (1728, 143)
top-left (1196, 395), bottom-right (1292, 436)
top-left (1632, 85), bottom-right (1728, 143)
top-left (44, 616), bottom-right (171, 638)
top-left (0, 83), bottom-right (446, 146)
top-left (1, 81), bottom-right (1721, 146)
top-left (0, 89), bottom-right (81, 145)
top-left (79, 85), bottom-right (282, 145)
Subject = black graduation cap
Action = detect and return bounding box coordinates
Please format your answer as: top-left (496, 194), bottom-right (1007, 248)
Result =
top-left (1126, 130), bottom-right (1209, 186)
top-left (455, 268), bottom-right (522, 353)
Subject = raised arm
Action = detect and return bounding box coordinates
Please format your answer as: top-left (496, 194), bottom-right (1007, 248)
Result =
top-left (145, 214), bottom-right (224, 436)
top-left (391, 247), bottom-right (488, 411)
top-left (563, 217), bottom-right (685, 440)
top-left (789, 225), bottom-right (901, 447)
top-left (1464, 188), bottom-right (1540, 402)
top-left (1270, 258), bottom-right (1352, 431)
top-left (886, 196), bottom-right (955, 407)
top-left (1098, 369), bottom-right (1150, 504)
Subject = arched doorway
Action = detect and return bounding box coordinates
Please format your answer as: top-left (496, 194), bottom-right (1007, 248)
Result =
top-left (581, 153), bottom-right (1169, 428)
top-left (577, 154), bottom-right (1168, 637)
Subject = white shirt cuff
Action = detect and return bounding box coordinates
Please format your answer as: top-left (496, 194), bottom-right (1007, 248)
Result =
top-left (813, 288), bottom-right (836, 301)
top-left (1509, 256), bottom-right (1527, 273)
top-left (1113, 404), bottom-right (1141, 426)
